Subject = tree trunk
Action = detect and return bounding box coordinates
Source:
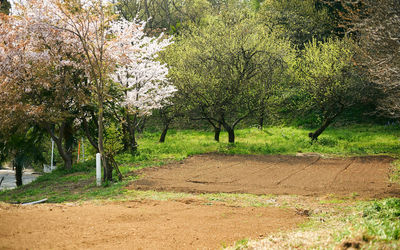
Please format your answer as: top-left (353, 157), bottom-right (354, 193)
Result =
top-left (221, 123), bottom-right (235, 143)
top-left (126, 113), bottom-right (138, 154)
top-left (137, 118), bottom-right (147, 134)
top-left (98, 97), bottom-right (111, 181)
top-left (258, 116), bottom-right (264, 130)
top-left (46, 123), bottom-right (73, 170)
top-left (309, 116), bottom-right (335, 141)
top-left (227, 128), bottom-right (235, 143)
top-left (214, 124), bottom-right (221, 142)
top-left (14, 159), bottom-right (22, 187)
top-left (221, 118), bottom-right (235, 143)
top-left (53, 138), bottom-right (72, 170)
top-left (159, 124), bottom-right (169, 143)
top-left (104, 159), bottom-right (113, 182)
top-left (106, 155), bottom-right (122, 181)
top-left (63, 120), bottom-right (74, 167)
top-left (122, 123), bottom-right (130, 151)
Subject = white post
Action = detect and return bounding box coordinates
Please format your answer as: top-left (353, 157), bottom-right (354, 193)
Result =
top-left (51, 139), bottom-right (54, 169)
top-left (96, 153), bottom-right (101, 186)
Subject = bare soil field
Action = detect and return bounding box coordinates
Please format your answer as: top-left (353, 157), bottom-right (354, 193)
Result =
top-left (2, 154), bottom-right (399, 250)
top-left (0, 200), bottom-right (304, 250)
top-left (132, 154), bottom-right (400, 198)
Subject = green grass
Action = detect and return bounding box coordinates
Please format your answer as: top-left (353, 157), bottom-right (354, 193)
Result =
top-left (136, 124), bottom-right (400, 159)
top-left (1, 124), bottom-right (399, 204)
top-left (361, 198), bottom-right (400, 241)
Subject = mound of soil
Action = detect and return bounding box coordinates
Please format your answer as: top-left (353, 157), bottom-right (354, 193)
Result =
top-left (132, 154), bottom-right (400, 198)
top-left (0, 200), bottom-right (304, 249)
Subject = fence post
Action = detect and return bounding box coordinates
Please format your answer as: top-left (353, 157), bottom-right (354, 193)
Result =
top-left (96, 153), bottom-right (101, 186)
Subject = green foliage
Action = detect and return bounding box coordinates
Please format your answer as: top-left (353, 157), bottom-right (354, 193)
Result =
top-left (362, 198), bottom-right (400, 241)
top-left (298, 37), bottom-right (358, 110)
top-left (0, 0), bottom-right (11, 15)
top-left (104, 123), bottom-right (124, 157)
top-left (116, 0), bottom-right (211, 32)
top-left (258, 0), bottom-right (334, 48)
top-left (0, 127), bottom-right (45, 168)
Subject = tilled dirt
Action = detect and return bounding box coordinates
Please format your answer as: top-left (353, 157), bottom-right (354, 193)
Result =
top-left (132, 154), bottom-right (400, 198)
top-left (2, 154), bottom-right (399, 250)
top-left (0, 200), bottom-right (304, 250)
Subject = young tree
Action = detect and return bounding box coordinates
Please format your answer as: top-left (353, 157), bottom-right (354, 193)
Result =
top-left (297, 38), bottom-right (367, 141)
top-left (110, 19), bottom-right (175, 152)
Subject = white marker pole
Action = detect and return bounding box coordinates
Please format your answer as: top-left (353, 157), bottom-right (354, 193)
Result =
top-left (96, 153), bottom-right (101, 186)
top-left (51, 139), bottom-right (54, 169)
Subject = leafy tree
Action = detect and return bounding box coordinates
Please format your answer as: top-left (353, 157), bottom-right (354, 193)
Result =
top-left (103, 123), bottom-right (124, 181)
top-left (296, 38), bottom-right (368, 141)
top-left (163, 10), bottom-right (293, 143)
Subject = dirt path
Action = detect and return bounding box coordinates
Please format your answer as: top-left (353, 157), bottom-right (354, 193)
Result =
top-left (132, 154), bottom-right (400, 198)
top-left (0, 200), bottom-right (304, 250)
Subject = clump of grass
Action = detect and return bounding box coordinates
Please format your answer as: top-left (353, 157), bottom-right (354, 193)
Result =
top-left (361, 198), bottom-right (400, 241)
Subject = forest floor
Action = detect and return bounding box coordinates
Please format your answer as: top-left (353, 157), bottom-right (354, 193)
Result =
top-left (1, 153), bottom-right (399, 249)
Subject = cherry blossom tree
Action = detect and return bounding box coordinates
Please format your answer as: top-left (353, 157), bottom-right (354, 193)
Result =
top-left (110, 19), bottom-right (175, 152)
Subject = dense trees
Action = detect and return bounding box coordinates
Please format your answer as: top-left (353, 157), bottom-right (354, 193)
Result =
top-left (0, 0), bottom-right (396, 183)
